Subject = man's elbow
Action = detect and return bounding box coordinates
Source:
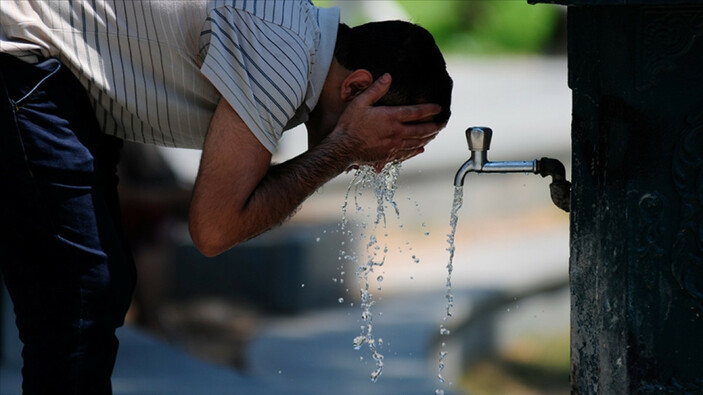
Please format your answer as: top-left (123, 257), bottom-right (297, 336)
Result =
top-left (189, 220), bottom-right (233, 258)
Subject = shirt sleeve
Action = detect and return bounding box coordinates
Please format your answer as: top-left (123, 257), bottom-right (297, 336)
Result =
top-left (199, 6), bottom-right (311, 153)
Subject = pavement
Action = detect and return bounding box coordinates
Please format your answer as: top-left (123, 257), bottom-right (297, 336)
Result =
top-left (1, 55), bottom-right (571, 394)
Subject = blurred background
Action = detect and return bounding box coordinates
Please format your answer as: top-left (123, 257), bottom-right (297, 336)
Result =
top-left (2, 1), bottom-right (571, 394)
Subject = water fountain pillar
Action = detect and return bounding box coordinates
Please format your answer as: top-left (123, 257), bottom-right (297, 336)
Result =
top-left (529, 0), bottom-right (703, 392)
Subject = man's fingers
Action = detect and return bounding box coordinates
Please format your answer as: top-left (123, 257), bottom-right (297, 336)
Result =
top-left (389, 147), bottom-right (425, 166)
top-left (366, 145), bottom-right (427, 172)
top-left (403, 147), bottom-right (424, 161)
top-left (336, 72), bottom-right (447, 167)
top-left (402, 138), bottom-right (434, 155)
top-left (396, 122), bottom-right (443, 141)
top-left (355, 73), bottom-right (392, 106)
top-left (349, 73), bottom-right (443, 125)
top-left (392, 103), bottom-right (443, 123)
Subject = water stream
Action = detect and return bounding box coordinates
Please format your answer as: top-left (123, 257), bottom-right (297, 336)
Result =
top-left (340, 162), bottom-right (403, 383)
top-left (436, 185), bottom-right (464, 394)
top-left (338, 166), bottom-right (465, 391)
top-left (444, 186), bottom-right (464, 319)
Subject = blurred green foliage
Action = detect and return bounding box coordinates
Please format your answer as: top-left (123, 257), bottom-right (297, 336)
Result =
top-left (398, 1), bottom-right (562, 54)
top-left (315, 0), bottom-right (563, 55)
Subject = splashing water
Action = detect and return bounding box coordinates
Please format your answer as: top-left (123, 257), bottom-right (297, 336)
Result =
top-left (340, 162), bottom-right (403, 383)
top-left (437, 185), bottom-right (464, 392)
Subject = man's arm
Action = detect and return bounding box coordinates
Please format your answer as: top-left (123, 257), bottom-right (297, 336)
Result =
top-left (189, 74), bottom-right (442, 256)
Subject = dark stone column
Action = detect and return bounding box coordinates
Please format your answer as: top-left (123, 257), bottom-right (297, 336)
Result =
top-left (532, 1), bottom-right (703, 393)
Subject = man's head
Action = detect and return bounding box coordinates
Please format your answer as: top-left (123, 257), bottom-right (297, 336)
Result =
top-left (335, 20), bottom-right (452, 122)
top-left (307, 20), bottom-right (453, 146)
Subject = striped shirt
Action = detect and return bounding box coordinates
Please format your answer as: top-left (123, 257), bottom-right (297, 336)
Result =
top-left (0, 0), bottom-right (339, 151)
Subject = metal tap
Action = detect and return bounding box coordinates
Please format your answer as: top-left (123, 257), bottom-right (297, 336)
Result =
top-left (454, 127), bottom-right (571, 212)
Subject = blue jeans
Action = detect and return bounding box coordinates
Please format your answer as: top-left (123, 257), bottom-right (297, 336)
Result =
top-left (0, 54), bottom-right (136, 394)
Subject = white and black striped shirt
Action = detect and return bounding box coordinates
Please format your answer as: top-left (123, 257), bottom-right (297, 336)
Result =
top-left (0, 0), bottom-right (339, 151)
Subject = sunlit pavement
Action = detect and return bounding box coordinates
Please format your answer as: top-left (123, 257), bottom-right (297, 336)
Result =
top-left (245, 210), bottom-right (569, 395)
top-left (1, 56), bottom-right (571, 394)
top-left (245, 290), bottom-right (497, 395)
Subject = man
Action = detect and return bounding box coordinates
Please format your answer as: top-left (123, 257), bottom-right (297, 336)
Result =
top-left (0, 0), bottom-right (452, 393)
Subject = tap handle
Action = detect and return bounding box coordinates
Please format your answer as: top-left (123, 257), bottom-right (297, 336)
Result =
top-left (466, 127), bottom-right (492, 152)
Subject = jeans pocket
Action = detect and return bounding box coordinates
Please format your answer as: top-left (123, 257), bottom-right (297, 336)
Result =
top-left (0, 56), bottom-right (63, 110)
top-left (6, 56), bottom-right (101, 188)
top-left (0, 55), bottom-right (101, 236)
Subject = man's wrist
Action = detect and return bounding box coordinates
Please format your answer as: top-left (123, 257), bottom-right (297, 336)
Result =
top-left (317, 128), bottom-right (359, 174)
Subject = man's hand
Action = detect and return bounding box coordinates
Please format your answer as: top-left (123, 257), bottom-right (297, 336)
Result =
top-left (328, 73), bottom-right (445, 170)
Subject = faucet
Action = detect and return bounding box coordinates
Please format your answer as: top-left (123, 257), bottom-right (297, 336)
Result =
top-left (454, 127), bottom-right (571, 212)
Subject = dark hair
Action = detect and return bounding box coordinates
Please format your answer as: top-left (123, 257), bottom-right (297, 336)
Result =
top-left (334, 21), bottom-right (452, 124)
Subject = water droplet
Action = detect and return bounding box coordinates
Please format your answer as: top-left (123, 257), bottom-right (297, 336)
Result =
top-left (278, 370), bottom-right (282, 374)
top-left (377, 275), bottom-right (383, 282)
top-left (315, 237), bottom-right (320, 242)
top-left (435, 390), bottom-right (445, 395)
top-left (338, 297), bottom-right (344, 303)
top-left (353, 336), bottom-right (366, 350)
top-left (370, 367), bottom-right (382, 382)
top-left (301, 283), bottom-right (305, 288)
